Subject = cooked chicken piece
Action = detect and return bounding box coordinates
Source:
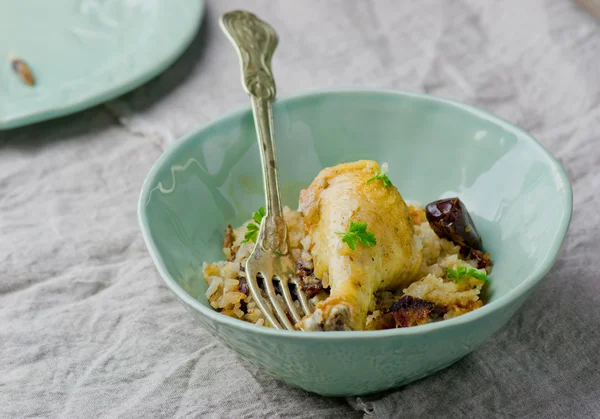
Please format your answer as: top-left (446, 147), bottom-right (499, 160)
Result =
top-left (297, 160), bottom-right (423, 331)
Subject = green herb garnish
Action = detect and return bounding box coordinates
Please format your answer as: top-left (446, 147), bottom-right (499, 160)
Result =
top-left (241, 206), bottom-right (266, 244)
top-left (446, 266), bottom-right (489, 283)
top-left (335, 221), bottom-right (377, 250)
top-left (367, 169), bottom-right (393, 188)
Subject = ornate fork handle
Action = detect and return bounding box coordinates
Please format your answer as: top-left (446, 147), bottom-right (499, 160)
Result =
top-left (220, 11), bottom-right (287, 254)
top-left (220, 10), bottom-right (277, 99)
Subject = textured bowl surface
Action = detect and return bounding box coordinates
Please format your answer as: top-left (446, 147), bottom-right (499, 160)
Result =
top-left (138, 89), bottom-right (572, 396)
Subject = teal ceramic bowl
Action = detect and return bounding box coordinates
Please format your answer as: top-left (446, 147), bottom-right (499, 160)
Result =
top-left (138, 89), bottom-right (572, 397)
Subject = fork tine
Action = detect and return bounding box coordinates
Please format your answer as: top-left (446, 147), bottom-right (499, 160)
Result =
top-left (262, 273), bottom-right (295, 330)
top-left (245, 266), bottom-right (283, 329)
top-left (291, 278), bottom-right (312, 316)
top-left (279, 276), bottom-right (303, 324)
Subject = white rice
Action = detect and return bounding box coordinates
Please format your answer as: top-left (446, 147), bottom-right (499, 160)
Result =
top-left (202, 204), bottom-right (489, 329)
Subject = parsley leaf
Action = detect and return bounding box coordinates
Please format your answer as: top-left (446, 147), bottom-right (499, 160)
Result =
top-left (242, 223), bottom-right (259, 244)
top-left (252, 206), bottom-right (266, 224)
top-left (446, 266), bottom-right (489, 283)
top-left (335, 221), bottom-right (377, 250)
top-left (367, 169), bottom-right (393, 188)
top-left (341, 234), bottom-right (359, 250)
top-left (241, 206), bottom-right (265, 244)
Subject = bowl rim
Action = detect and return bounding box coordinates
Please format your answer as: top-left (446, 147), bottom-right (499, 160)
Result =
top-left (138, 87), bottom-right (573, 340)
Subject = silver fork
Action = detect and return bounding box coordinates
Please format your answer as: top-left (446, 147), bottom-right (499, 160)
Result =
top-left (220, 10), bottom-right (312, 330)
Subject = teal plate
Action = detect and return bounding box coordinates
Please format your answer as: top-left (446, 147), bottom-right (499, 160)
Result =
top-left (139, 89), bottom-right (572, 396)
top-left (0, 0), bottom-right (204, 130)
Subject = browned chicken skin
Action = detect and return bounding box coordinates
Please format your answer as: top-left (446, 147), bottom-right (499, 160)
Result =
top-left (297, 160), bottom-right (423, 331)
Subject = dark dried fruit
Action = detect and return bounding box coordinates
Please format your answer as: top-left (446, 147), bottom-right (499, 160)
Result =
top-left (386, 295), bottom-right (446, 328)
top-left (11, 58), bottom-right (35, 86)
top-left (390, 295), bottom-right (433, 312)
top-left (303, 280), bottom-right (324, 298)
top-left (370, 296), bottom-right (445, 330)
top-left (237, 276), bottom-right (249, 295)
top-left (390, 295), bottom-right (433, 327)
top-left (295, 260), bottom-right (324, 297)
top-left (296, 259), bottom-right (313, 278)
top-left (426, 197), bottom-right (482, 250)
top-left (467, 248), bottom-right (493, 272)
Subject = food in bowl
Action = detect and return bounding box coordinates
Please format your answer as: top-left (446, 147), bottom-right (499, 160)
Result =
top-left (203, 160), bottom-right (493, 331)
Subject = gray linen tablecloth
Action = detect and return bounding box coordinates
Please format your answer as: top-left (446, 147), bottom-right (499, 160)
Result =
top-left (2, 1), bottom-right (599, 418)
